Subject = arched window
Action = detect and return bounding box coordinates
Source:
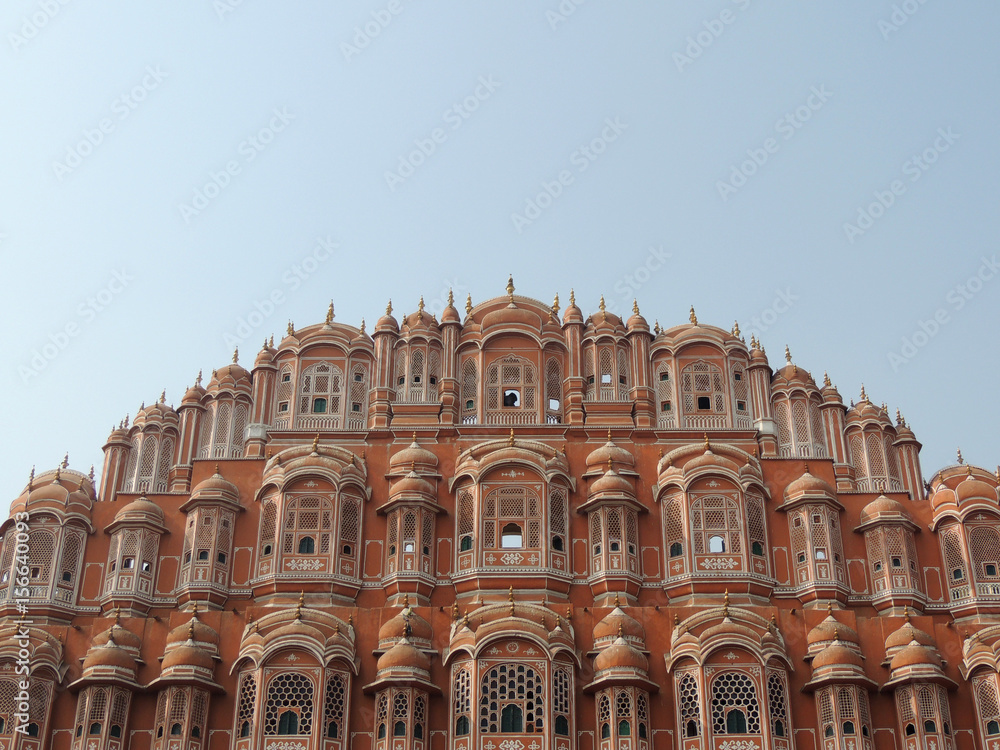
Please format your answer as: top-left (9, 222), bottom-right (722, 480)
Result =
top-left (482, 486), bottom-right (541, 553)
top-left (480, 663), bottom-right (543, 733)
top-left (25, 723), bottom-right (39, 737)
top-left (461, 357), bottom-right (478, 424)
top-left (282, 496), bottom-right (333, 562)
top-left (601, 723), bottom-right (611, 739)
top-left (670, 542), bottom-right (683, 557)
top-left (712, 672), bottom-right (761, 734)
top-left (485, 355), bottom-right (537, 422)
top-left (618, 719), bottom-right (631, 736)
top-left (378, 723), bottom-right (386, 739)
top-left (277, 711), bottom-right (299, 735)
top-left (298, 361), bottom-right (344, 427)
top-left (692, 496), bottom-right (743, 562)
top-left (726, 709), bottom-right (747, 734)
top-left (456, 715), bottom-right (470, 735)
top-left (555, 715), bottom-right (569, 736)
top-left (393, 720), bottom-right (406, 736)
top-left (681, 359), bottom-right (727, 427)
top-left (298, 536), bottom-right (315, 554)
top-left (170, 723), bottom-right (182, 735)
top-left (501, 523), bottom-right (523, 549)
top-left (988, 720), bottom-right (1000, 735)
top-left (240, 721), bottom-right (250, 738)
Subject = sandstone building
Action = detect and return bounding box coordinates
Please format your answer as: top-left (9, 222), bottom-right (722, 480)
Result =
top-left (3, 283), bottom-right (999, 750)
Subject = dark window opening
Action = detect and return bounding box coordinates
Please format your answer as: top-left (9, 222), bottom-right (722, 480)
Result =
top-left (752, 541), bottom-right (764, 556)
top-left (298, 536), bottom-right (315, 554)
top-left (460, 536), bottom-right (472, 552)
top-left (891, 556), bottom-right (903, 568)
top-left (953, 568), bottom-right (964, 580)
top-left (924, 720), bottom-right (937, 733)
top-left (415, 723), bottom-right (423, 739)
top-left (278, 402), bottom-right (289, 413)
top-left (670, 542), bottom-right (683, 557)
top-left (618, 720), bottom-right (631, 736)
top-left (354, 372), bottom-right (364, 382)
top-left (905, 723), bottom-right (916, 736)
top-left (89, 723), bottom-right (101, 735)
top-left (501, 705), bottom-right (523, 732)
top-left (393, 721), bottom-right (406, 737)
top-left (62, 571), bottom-right (72, 582)
top-left (737, 400), bottom-right (747, 411)
top-left (775, 720), bottom-right (785, 737)
top-left (824, 725), bottom-right (834, 737)
top-left (312, 397), bottom-right (327, 413)
top-left (197, 549), bottom-right (209, 561)
top-left (263, 544), bottom-right (272, 556)
top-left (171, 723), bottom-right (182, 735)
top-left (726, 709), bottom-right (747, 734)
top-left (660, 371), bottom-right (670, 381)
top-left (218, 552), bottom-right (227, 564)
top-left (552, 536), bottom-right (564, 551)
top-left (277, 710), bottom-right (299, 735)
top-left (555, 716), bottom-right (569, 735)
top-left (661, 400), bottom-right (672, 412)
top-left (141, 560), bottom-right (152, 572)
top-left (686, 720), bottom-right (698, 737)
top-left (503, 389), bottom-right (520, 407)
top-left (843, 721), bottom-right (855, 734)
top-left (343, 544), bottom-right (353, 555)
top-left (987, 563), bottom-right (998, 577)
top-left (697, 396), bottom-right (711, 410)
top-left (378, 723), bottom-right (386, 739)
top-left (601, 723), bottom-right (611, 739)
top-left (456, 716), bottom-right (470, 735)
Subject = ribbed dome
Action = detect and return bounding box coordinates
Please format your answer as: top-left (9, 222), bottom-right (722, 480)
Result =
top-left (114, 497), bottom-right (164, 524)
top-left (377, 638), bottom-right (431, 672)
top-left (82, 638), bottom-right (136, 672)
top-left (481, 302), bottom-right (541, 331)
top-left (182, 381), bottom-right (206, 405)
top-left (930, 486), bottom-right (958, 511)
top-left (389, 471), bottom-right (436, 500)
top-left (190, 471), bottom-right (238, 499)
top-left (162, 642), bottom-right (214, 670)
top-left (389, 437), bottom-right (439, 474)
top-left (772, 363), bottom-right (818, 390)
top-left (595, 636), bottom-right (649, 672)
top-left (885, 620), bottom-right (934, 651)
top-left (785, 467), bottom-right (836, 498)
top-left (593, 606), bottom-right (644, 643)
top-left (166, 613), bottom-right (220, 647)
top-left (684, 446), bottom-right (740, 474)
top-left (956, 469), bottom-right (998, 504)
top-left (890, 642), bottom-right (942, 670)
top-left (254, 344), bottom-right (275, 368)
top-left (860, 495), bottom-right (911, 524)
top-left (589, 467), bottom-right (634, 497)
top-left (807, 615), bottom-right (859, 647)
top-left (378, 607), bottom-right (432, 644)
top-left (813, 641), bottom-right (864, 669)
top-left (586, 436), bottom-right (635, 473)
top-left (94, 622), bottom-right (142, 652)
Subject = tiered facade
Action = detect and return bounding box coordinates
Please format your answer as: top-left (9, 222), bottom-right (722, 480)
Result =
top-left (4, 283), bottom-right (1000, 750)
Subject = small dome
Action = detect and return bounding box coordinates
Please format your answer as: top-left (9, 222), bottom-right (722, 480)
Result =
top-left (594, 637), bottom-right (649, 672)
top-left (885, 619), bottom-right (934, 651)
top-left (890, 642), bottom-right (942, 671)
top-left (562, 296), bottom-right (584, 324)
top-left (94, 621), bottom-right (142, 653)
top-left (930, 485), bottom-right (958, 511)
top-left (589, 468), bottom-right (634, 497)
top-left (82, 639), bottom-right (137, 673)
top-left (207, 363), bottom-right (252, 394)
top-left (785, 467), bottom-right (836, 499)
top-left (378, 607), bottom-right (433, 644)
top-left (626, 303), bottom-right (649, 332)
top-left (771, 363), bottom-right (818, 390)
top-left (389, 437), bottom-right (439, 474)
top-left (166, 614), bottom-right (220, 648)
top-left (389, 471), bottom-right (436, 501)
top-left (956, 468), bottom-right (998, 504)
top-left (593, 605), bottom-right (644, 644)
top-left (860, 495), bottom-right (912, 524)
top-left (190, 471), bottom-right (239, 500)
top-left (162, 642), bottom-right (214, 671)
top-left (114, 496), bottom-right (164, 524)
top-left (254, 345), bottom-right (275, 368)
top-left (813, 641), bottom-right (864, 670)
top-left (482, 302), bottom-right (541, 332)
top-left (377, 638), bottom-right (431, 672)
top-left (441, 300), bottom-right (461, 323)
top-left (182, 381), bottom-right (207, 405)
top-left (586, 436), bottom-right (635, 474)
top-left (684, 445), bottom-right (740, 475)
top-left (807, 614), bottom-right (860, 647)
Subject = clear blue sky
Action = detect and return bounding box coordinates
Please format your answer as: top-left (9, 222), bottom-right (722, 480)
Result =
top-left (1, 1), bottom-right (997, 499)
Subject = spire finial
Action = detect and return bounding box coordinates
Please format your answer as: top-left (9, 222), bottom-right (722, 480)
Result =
top-left (827, 601), bottom-right (833, 615)
top-left (599, 295), bottom-right (607, 321)
top-left (823, 371), bottom-right (831, 387)
top-left (192, 602), bottom-right (199, 617)
top-left (722, 589), bottom-right (730, 617)
top-left (418, 296), bottom-right (425, 317)
top-left (269, 334), bottom-right (274, 347)
top-left (452, 602), bottom-right (460, 620)
top-left (654, 320), bottom-right (660, 335)
top-left (732, 320), bottom-right (740, 337)
top-left (859, 383), bottom-right (867, 401)
top-left (904, 607), bottom-right (911, 623)
top-left (569, 289), bottom-right (575, 306)
top-left (465, 293), bottom-right (472, 316)
top-left (607, 456), bottom-right (614, 473)
top-left (62, 452), bottom-right (69, 469)
top-left (614, 592), bottom-right (620, 607)
top-left (326, 300), bottom-right (334, 325)
top-left (957, 448), bottom-right (964, 464)
top-left (633, 299), bottom-right (640, 316)
top-left (804, 462), bottom-right (811, 475)
top-left (296, 591), bottom-right (304, 620)
top-left (508, 585), bottom-right (515, 603)
top-left (311, 434), bottom-right (320, 454)
top-left (28, 466), bottom-right (34, 490)
top-left (89, 465), bottom-right (95, 482)
top-left (287, 319), bottom-right (295, 336)
top-left (704, 433), bottom-right (710, 451)
top-left (188, 618), bottom-right (195, 641)
top-left (402, 593), bottom-right (409, 608)
top-left (114, 605), bottom-right (121, 626)
top-left (607, 429), bottom-right (613, 443)
top-left (617, 622), bottom-right (624, 638)
top-left (785, 345), bottom-right (792, 364)
top-left (552, 293), bottom-right (560, 317)
top-left (232, 347), bottom-right (239, 364)
top-left (463, 610), bottom-right (470, 628)
top-left (506, 275), bottom-right (515, 302)
top-left (508, 428), bottom-right (515, 447)
top-left (214, 463), bottom-right (220, 475)
top-left (447, 288), bottom-right (454, 307)
top-left (689, 306), bottom-right (698, 325)
top-left (54, 465), bottom-right (61, 482)
top-left (360, 318), bottom-right (366, 335)
top-left (160, 389), bottom-right (166, 404)
top-left (896, 408), bottom-right (903, 426)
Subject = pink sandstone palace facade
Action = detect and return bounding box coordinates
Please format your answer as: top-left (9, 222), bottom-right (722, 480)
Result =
top-left (4, 283), bottom-right (1000, 750)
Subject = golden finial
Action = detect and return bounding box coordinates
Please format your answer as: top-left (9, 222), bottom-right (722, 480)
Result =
top-left (402, 593), bottom-right (409, 608)
top-left (262, 339), bottom-right (268, 351)
top-left (569, 289), bottom-right (576, 306)
top-left (463, 611), bottom-right (470, 628)
top-left (62, 452), bottom-right (69, 469)
top-left (348, 613), bottom-right (353, 627)
top-left (508, 428), bottom-right (515, 447)
top-left (957, 448), bottom-right (964, 464)
top-left (566, 606), bottom-right (572, 619)
top-left (27, 466), bottom-right (34, 490)
top-left (287, 320), bottom-right (295, 335)
top-left (704, 433), bottom-right (710, 451)
top-left (508, 585), bottom-right (515, 603)
top-left (114, 606), bottom-right (121, 626)
top-left (904, 607), bottom-right (911, 623)
top-left (195, 370), bottom-right (202, 387)
top-left (360, 319), bottom-right (366, 335)
top-left (804, 462), bottom-right (810, 475)
top-left (607, 456), bottom-right (614, 473)
top-left (311, 434), bottom-right (320, 454)
top-left (269, 335), bottom-right (274, 347)
top-left (446, 288), bottom-right (454, 307)
top-left (617, 622), bottom-right (624, 638)
top-left (614, 592), bottom-right (620, 607)
top-left (784, 345), bottom-right (792, 364)
top-left (552, 293), bottom-right (560, 317)
top-left (823, 371), bottom-right (831, 387)
top-left (187, 618), bottom-right (195, 641)
top-left (859, 383), bottom-right (867, 401)
top-left (88, 465), bottom-right (95, 482)
top-left (160, 389), bottom-right (167, 404)
top-left (334, 622), bottom-right (340, 635)
top-left (689, 306), bottom-right (698, 325)
top-left (327, 301), bottom-right (335, 324)
top-left (674, 612), bottom-right (680, 626)
top-left (541, 613), bottom-right (548, 629)
top-left (995, 466), bottom-right (1000, 483)
top-left (722, 589), bottom-right (730, 617)
top-left (768, 614), bottom-right (776, 633)
top-left (452, 602), bottom-right (460, 620)
top-left (658, 448), bottom-right (663, 460)
top-left (232, 347), bottom-right (239, 364)
top-left (967, 465), bottom-right (974, 477)
top-left (506, 275), bottom-right (515, 302)
top-left (465, 293), bottom-right (472, 316)
top-left (192, 602), bottom-right (199, 617)
top-left (214, 463), bottom-right (220, 475)
top-left (296, 591), bottom-right (304, 620)
top-left (599, 295), bottom-right (607, 322)
top-left (732, 320), bottom-right (740, 337)
top-left (54, 465), bottom-right (61, 482)
top-left (827, 601), bottom-right (833, 615)
top-left (418, 296), bottom-right (425, 318)
top-left (633, 299), bottom-right (640, 316)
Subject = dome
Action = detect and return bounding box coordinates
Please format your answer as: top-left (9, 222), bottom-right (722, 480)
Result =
top-left (683, 440), bottom-right (740, 475)
top-left (268, 618), bottom-right (325, 645)
top-left (930, 485), bottom-right (958, 511)
top-left (388, 471), bottom-right (436, 500)
top-left (771, 362), bottom-right (818, 390)
top-left (377, 638), bottom-right (431, 672)
top-left (166, 613), bottom-right (220, 648)
top-left (586, 436), bottom-right (635, 474)
top-left (189, 471), bottom-right (239, 500)
top-left (207, 362), bottom-right (252, 394)
top-left (860, 495), bottom-right (912, 524)
top-left (594, 637), bottom-right (649, 672)
top-left (378, 606), bottom-right (433, 645)
top-left (593, 605), bottom-right (644, 644)
top-left (813, 641), bottom-right (864, 670)
top-left (94, 621), bottom-right (142, 653)
top-left (375, 301), bottom-right (400, 333)
top-left (400, 307), bottom-right (441, 335)
top-left (134, 400), bottom-right (178, 427)
top-left (626, 301), bottom-right (649, 332)
top-left (181, 380), bottom-right (206, 405)
top-left (589, 467), bottom-right (634, 497)
top-left (481, 302), bottom-right (541, 332)
top-left (885, 619), bottom-right (934, 651)
top-left (82, 638), bottom-right (136, 673)
top-left (956, 468), bottom-right (998, 504)
top-left (441, 298), bottom-right (461, 323)
top-left (562, 294), bottom-right (584, 324)
top-left (114, 496), bottom-right (164, 524)
top-left (807, 615), bottom-right (859, 647)
top-left (890, 642), bottom-right (942, 671)
top-left (162, 642), bottom-right (214, 671)
top-left (785, 467), bottom-right (836, 499)
top-left (389, 437), bottom-right (439, 474)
